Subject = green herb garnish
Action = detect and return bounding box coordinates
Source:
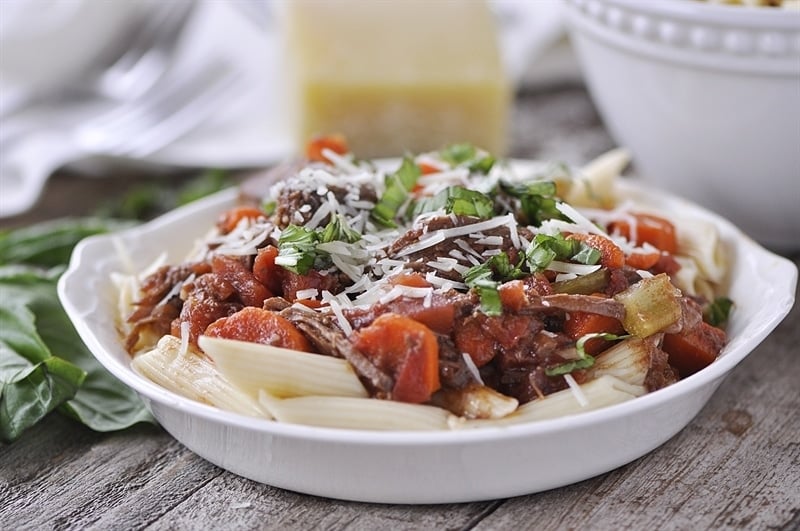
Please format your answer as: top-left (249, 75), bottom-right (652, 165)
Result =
top-left (371, 157), bottom-right (420, 227)
top-left (411, 186), bottom-right (494, 219)
top-left (545, 332), bottom-right (630, 376)
top-left (705, 297), bottom-right (734, 327)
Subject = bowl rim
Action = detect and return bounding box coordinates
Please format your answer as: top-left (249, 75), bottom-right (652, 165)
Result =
top-left (594, 0), bottom-right (800, 27)
top-left (57, 166), bottom-right (798, 447)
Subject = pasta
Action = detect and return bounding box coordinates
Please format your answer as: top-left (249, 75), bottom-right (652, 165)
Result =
top-left (120, 137), bottom-right (732, 431)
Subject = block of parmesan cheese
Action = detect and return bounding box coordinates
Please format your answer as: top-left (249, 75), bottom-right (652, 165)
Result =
top-left (284, 0), bottom-right (511, 158)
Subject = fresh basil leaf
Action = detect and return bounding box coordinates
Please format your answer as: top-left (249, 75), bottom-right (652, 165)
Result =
top-left (572, 243), bottom-right (602, 265)
top-left (475, 285), bottom-right (502, 317)
top-left (0, 265), bottom-right (153, 441)
top-left (277, 225), bottom-right (319, 275)
top-left (705, 297), bottom-right (734, 327)
top-left (0, 218), bottom-right (133, 267)
top-left (545, 332), bottom-right (630, 377)
top-left (525, 233), bottom-right (578, 271)
top-left (411, 186), bottom-right (494, 219)
top-left (0, 348), bottom-right (86, 442)
top-left (320, 215), bottom-right (361, 244)
top-left (439, 143), bottom-right (477, 166)
top-left (499, 180), bottom-right (565, 226)
top-left (371, 157), bottom-right (420, 227)
top-left (545, 356), bottom-right (595, 377)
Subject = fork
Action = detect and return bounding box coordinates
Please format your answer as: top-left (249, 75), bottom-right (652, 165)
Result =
top-left (93, 0), bottom-right (198, 101)
top-left (0, 1), bottom-right (198, 120)
top-left (0, 61), bottom-right (239, 218)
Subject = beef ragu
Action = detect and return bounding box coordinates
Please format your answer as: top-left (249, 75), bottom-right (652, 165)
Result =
top-left (124, 137), bottom-right (731, 427)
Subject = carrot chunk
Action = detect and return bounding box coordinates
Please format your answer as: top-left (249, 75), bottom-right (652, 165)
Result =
top-left (352, 313), bottom-right (440, 403)
top-left (662, 321), bottom-right (725, 377)
top-left (252, 245), bottom-right (282, 295)
top-left (563, 311), bottom-right (625, 355)
top-left (217, 206), bottom-right (265, 234)
top-left (625, 251), bottom-right (662, 271)
top-left (567, 233), bottom-right (625, 269)
top-left (609, 213), bottom-right (678, 254)
top-left (306, 134), bottom-right (349, 162)
top-left (205, 307), bottom-right (312, 352)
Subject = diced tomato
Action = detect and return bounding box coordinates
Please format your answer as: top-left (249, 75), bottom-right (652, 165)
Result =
top-left (306, 134), bottom-right (349, 162)
top-left (418, 161), bottom-right (441, 175)
top-left (352, 313), bottom-right (440, 403)
top-left (609, 213), bottom-right (678, 254)
top-left (217, 206), bottom-right (265, 234)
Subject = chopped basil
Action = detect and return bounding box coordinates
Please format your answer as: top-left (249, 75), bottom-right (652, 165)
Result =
top-left (276, 225), bottom-right (320, 274)
top-left (499, 180), bottom-right (564, 226)
top-left (545, 356), bottom-right (595, 376)
top-left (371, 157), bottom-right (420, 227)
top-left (705, 297), bottom-right (734, 327)
top-left (545, 332), bottom-right (630, 376)
top-left (411, 186), bottom-right (494, 219)
top-left (438, 143), bottom-right (495, 174)
top-left (571, 243), bottom-right (602, 265)
top-left (463, 252), bottom-right (523, 316)
top-left (277, 215), bottom-right (362, 275)
top-left (262, 201), bottom-right (277, 216)
top-left (320, 214), bottom-right (361, 244)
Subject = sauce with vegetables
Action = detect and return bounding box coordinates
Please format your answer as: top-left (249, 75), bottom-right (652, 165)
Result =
top-left (125, 138), bottom-right (731, 418)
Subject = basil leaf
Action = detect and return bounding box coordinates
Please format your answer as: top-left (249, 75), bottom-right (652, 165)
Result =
top-left (0, 348), bottom-right (86, 442)
top-left (439, 143), bottom-right (477, 166)
top-left (0, 217), bottom-right (133, 267)
top-left (499, 180), bottom-right (565, 226)
top-left (320, 214), bottom-right (361, 244)
top-left (0, 265), bottom-right (153, 442)
top-left (371, 157), bottom-right (420, 227)
top-left (475, 285), bottom-right (503, 317)
top-left (572, 243), bottom-right (602, 265)
top-left (525, 233), bottom-right (579, 271)
top-left (544, 356), bottom-right (595, 377)
top-left (411, 186), bottom-right (494, 219)
top-left (705, 297), bottom-right (734, 327)
top-left (277, 225), bottom-right (319, 275)
top-left (545, 332), bottom-right (630, 377)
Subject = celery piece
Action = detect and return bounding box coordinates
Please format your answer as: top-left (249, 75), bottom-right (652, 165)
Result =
top-left (614, 273), bottom-right (682, 337)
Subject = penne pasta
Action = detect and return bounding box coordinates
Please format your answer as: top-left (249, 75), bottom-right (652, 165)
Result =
top-left (566, 148), bottom-right (631, 208)
top-left (258, 391), bottom-right (452, 431)
top-left (199, 335), bottom-right (368, 399)
top-left (588, 336), bottom-right (655, 387)
top-left (458, 376), bottom-right (645, 429)
top-left (431, 385), bottom-right (518, 420)
top-left (131, 336), bottom-right (270, 418)
top-left (671, 217), bottom-right (727, 285)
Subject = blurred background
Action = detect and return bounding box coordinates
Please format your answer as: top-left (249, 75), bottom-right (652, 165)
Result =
top-left (1, 0), bottom-right (798, 249)
top-left (0, 0), bottom-right (580, 218)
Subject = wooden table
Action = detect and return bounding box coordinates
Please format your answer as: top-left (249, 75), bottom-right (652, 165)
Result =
top-left (2, 87), bottom-right (798, 530)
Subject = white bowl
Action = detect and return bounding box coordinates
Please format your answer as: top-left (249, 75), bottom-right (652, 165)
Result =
top-left (563, 0), bottom-right (800, 251)
top-left (57, 167), bottom-right (797, 503)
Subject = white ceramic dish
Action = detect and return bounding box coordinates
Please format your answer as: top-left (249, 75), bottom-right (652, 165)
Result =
top-left (563, 0), bottom-right (800, 251)
top-left (58, 165), bottom-right (796, 504)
